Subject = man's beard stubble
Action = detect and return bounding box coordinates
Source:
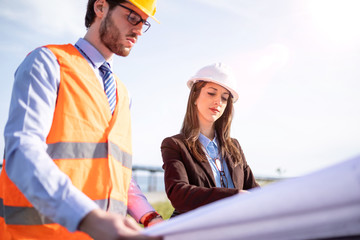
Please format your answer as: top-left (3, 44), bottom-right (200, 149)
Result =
top-left (99, 11), bottom-right (135, 57)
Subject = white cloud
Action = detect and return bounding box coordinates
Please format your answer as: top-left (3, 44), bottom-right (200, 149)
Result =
top-left (0, 0), bottom-right (86, 39)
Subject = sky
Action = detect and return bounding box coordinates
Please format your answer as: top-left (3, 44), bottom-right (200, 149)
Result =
top-left (0, 0), bottom-right (359, 177)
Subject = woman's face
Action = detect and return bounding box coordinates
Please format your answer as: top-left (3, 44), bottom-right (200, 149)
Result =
top-left (195, 82), bottom-right (230, 127)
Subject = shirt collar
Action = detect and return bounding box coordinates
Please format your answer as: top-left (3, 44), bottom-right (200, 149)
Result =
top-left (75, 38), bottom-right (113, 70)
top-left (199, 132), bottom-right (219, 149)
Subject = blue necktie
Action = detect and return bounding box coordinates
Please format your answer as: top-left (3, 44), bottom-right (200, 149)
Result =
top-left (99, 62), bottom-right (116, 114)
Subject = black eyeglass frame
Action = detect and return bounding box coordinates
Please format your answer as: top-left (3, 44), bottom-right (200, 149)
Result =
top-left (219, 170), bottom-right (228, 188)
top-left (117, 4), bottom-right (151, 33)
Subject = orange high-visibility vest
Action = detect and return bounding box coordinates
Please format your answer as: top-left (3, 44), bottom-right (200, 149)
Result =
top-left (0, 44), bottom-right (132, 239)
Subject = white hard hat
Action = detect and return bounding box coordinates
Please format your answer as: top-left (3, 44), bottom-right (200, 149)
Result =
top-left (187, 63), bottom-right (239, 103)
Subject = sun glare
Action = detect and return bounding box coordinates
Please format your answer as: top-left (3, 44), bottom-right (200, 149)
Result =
top-left (307, 0), bottom-right (360, 45)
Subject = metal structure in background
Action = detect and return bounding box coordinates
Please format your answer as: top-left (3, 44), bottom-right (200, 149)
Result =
top-left (0, 163), bottom-right (284, 191)
top-left (132, 165), bottom-right (164, 192)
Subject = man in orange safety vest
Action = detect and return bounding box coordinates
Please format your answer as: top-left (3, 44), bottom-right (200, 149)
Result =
top-left (0, 0), bottom-right (163, 239)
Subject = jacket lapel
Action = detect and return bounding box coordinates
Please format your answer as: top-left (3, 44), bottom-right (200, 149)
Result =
top-left (178, 134), bottom-right (217, 187)
top-left (225, 154), bottom-right (240, 188)
top-left (198, 158), bottom-right (216, 187)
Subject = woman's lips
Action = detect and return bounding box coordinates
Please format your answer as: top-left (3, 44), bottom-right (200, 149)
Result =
top-left (210, 108), bottom-right (219, 113)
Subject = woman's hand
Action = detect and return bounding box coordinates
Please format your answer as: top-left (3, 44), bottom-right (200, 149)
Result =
top-left (238, 189), bottom-right (250, 194)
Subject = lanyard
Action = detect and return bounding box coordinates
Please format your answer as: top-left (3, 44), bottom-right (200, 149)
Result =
top-left (203, 149), bottom-right (228, 188)
top-left (203, 146), bottom-right (223, 171)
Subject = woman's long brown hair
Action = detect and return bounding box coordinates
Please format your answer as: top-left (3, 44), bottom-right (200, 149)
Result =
top-left (180, 81), bottom-right (243, 166)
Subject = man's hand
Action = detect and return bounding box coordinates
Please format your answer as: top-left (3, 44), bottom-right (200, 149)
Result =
top-left (79, 209), bottom-right (162, 240)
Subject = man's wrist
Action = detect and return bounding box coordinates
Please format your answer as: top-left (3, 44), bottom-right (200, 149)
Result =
top-left (141, 211), bottom-right (162, 227)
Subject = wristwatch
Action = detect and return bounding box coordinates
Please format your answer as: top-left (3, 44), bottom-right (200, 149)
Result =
top-left (142, 211), bottom-right (162, 227)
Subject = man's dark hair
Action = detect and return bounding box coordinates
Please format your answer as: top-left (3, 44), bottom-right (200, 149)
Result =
top-left (85, 0), bottom-right (127, 28)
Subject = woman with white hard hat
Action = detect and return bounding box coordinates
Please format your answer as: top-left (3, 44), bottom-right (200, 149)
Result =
top-left (161, 63), bottom-right (259, 217)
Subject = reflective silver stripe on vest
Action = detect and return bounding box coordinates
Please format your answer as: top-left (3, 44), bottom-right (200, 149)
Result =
top-left (47, 142), bottom-right (132, 169)
top-left (0, 198), bottom-right (4, 218)
top-left (0, 198), bottom-right (126, 225)
top-left (109, 142), bottom-right (132, 169)
top-left (3, 205), bottom-right (53, 225)
top-left (94, 199), bottom-right (127, 216)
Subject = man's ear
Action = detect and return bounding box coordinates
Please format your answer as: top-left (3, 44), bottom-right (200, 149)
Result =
top-left (94, 0), bottom-right (105, 16)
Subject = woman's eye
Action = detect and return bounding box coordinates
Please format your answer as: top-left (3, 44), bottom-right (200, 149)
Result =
top-left (222, 97), bottom-right (228, 101)
top-left (208, 92), bottom-right (216, 96)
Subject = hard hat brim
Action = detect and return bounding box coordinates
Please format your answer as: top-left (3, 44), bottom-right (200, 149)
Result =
top-left (187, 78), bottom-right (239, 103)
top-left (129, 1), bottom-right (160, 24)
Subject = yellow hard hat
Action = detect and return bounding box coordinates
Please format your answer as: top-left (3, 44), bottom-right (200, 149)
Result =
top-left (128, 0), bottom-right (159, 23)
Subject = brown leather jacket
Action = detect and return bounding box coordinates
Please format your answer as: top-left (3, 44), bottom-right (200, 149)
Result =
top-left (161, 134), bottom-right (259, 217)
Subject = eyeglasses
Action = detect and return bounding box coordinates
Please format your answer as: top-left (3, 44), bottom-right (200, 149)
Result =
top-left (117, 4), bottom-right (151, 33)
top-left (219, 170), bottom-right (228, 188)
top-left (214, 158), bottom-right (228, 188)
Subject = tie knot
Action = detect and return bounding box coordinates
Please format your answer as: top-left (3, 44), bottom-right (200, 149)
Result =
top-left (99, 62), bottom-right (112, 74)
